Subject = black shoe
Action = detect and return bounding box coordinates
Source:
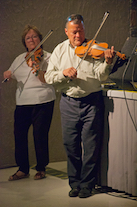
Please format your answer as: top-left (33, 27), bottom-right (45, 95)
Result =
top-left (78, 187), bottom-right (92, 198)
top-left (69, 187), bottom-right (80, 197)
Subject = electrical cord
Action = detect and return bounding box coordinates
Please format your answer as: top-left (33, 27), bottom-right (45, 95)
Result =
top-left (122, 43), bottom-right (137, 132)
top-left (132, 56), bottom-right (137, 91)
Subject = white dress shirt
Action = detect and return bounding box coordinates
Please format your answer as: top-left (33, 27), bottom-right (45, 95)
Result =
top-left (45, 39), bottom-right (112, 98)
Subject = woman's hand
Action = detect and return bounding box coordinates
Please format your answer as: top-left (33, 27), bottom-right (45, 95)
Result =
top-left (3, 70), bottom-right (12, 80)
top-left (37, 71), bottom-right (46, 83)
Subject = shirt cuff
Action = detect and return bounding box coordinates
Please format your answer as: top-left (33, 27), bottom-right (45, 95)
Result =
top-left (58, 71), bottom-right (67, 80)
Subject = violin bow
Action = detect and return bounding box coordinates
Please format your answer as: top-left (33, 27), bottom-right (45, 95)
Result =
top-left (2, 30), bottom-right (53, 83)
top-left (76, 11), bottom-right (109, 70)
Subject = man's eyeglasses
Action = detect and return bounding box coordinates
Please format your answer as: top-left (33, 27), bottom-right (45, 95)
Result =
top-left (67, 14), bottom-right (84, 23)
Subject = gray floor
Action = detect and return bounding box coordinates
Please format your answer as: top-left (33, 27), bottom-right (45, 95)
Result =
top-left (0, 161), bottom-right (136, 207)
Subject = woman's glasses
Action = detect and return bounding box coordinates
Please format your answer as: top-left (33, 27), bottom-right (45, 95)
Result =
top-left (25, 35), bottom-right (38, 42)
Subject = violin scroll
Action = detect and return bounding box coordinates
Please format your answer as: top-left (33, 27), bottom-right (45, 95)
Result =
top-left (115, 51), bottom-right (126, 60)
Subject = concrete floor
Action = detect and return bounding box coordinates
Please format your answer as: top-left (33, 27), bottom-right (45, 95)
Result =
top-left (0, 161), bottom-right (136, 207)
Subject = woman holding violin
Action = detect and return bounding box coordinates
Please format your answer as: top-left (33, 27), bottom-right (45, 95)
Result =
top-left (45, 14), bottom-right (115, 198)
top-left (3, 25), bottom-right (56, 181)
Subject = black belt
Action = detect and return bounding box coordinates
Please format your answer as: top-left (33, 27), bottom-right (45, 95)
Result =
top-left (62, 91), bottom-right (102, 101)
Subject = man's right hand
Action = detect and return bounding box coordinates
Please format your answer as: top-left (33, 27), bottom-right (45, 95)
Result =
top-left (63, 67), bottom-right (77, 79)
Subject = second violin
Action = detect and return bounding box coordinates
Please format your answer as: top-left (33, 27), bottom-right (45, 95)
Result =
top-left (25, 47), bottom-right (43, 76)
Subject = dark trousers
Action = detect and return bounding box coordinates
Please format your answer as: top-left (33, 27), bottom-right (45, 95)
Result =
top-left (14, 101), bottom-right (54, 174)
top-left (60, 91), bottom-right (104, 189)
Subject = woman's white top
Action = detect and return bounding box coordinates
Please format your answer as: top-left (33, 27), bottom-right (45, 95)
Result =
top-left (9, 50), bottom-right (56, 105)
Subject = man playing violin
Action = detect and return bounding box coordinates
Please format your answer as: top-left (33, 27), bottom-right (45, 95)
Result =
top-left (45, 14), bottom-right (115, 198)
top-left (3, 25), bottom-right (56, 181)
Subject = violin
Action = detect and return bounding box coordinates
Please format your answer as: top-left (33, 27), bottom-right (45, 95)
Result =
top-left (74, 12), bottom-right (126, 71)
top-left (75, 39), bottom-right (126, 60)
top-left (2, 30), bottom-right (53, 83)
top-left (25, 47), bottom-right (43, 76)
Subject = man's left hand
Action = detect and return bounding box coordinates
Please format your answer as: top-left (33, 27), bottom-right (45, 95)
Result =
top-left (104, 46), bottom-right (115, 64)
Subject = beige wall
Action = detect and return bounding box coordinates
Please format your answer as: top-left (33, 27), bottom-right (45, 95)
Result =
top-left (0, 0), bottom-right (130, 168)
